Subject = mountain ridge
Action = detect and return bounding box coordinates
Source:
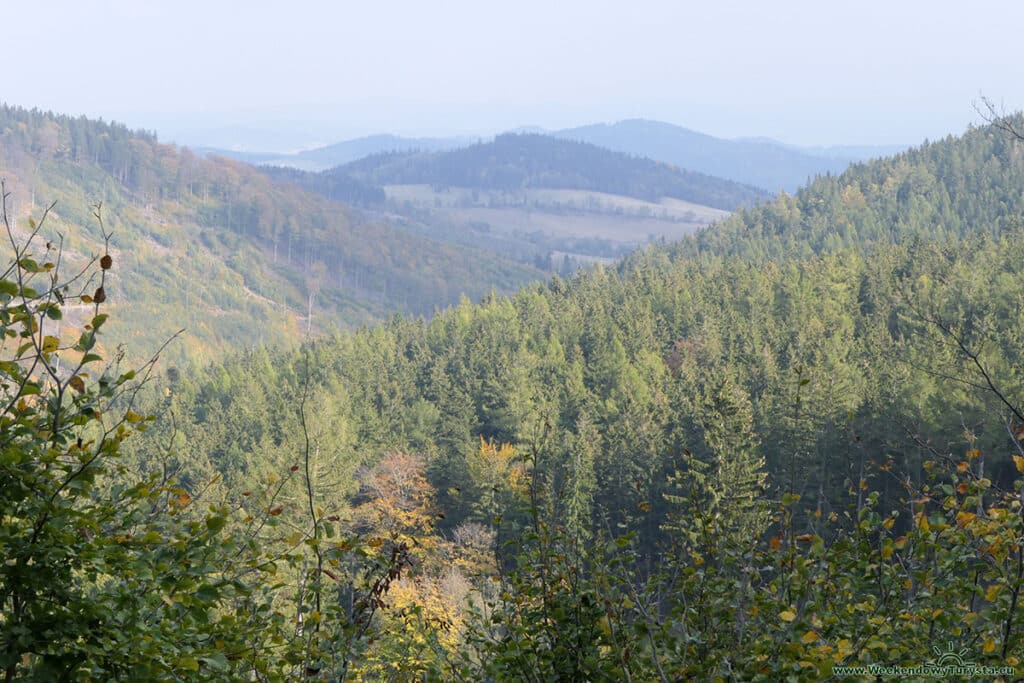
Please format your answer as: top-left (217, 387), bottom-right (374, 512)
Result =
top-left (202, 119), bottom-right (904, 193)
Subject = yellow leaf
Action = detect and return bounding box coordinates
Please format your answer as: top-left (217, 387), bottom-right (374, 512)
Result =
top-left (801, 630), bottom-right (818, 644)
top-left (985, 584), bottom-right (1002, 602)
top-left (882, 517), bottom-right (895, 530)
top-left (956, 511), bottom-right (976, 527)
top-left (881, 545), bottom-right (894, 560)
top-left (894, 536), bottom-right (908, 549)
top-left (983, 637), bottom-right (996, 654)
top-left (915, 512), bottom-right (930, 533)
top-left (967, 448), bottom-right (981, 460)
top-left (42, 335), bottom-right (60, 353)
top-left (780, 609), bottom-right (797, 622)
top-left (1013, 455), bottom-right (1024, 474)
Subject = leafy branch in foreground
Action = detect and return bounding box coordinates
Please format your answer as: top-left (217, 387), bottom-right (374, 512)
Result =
top-left (0, 189), bottom-right (430, 681)
top-left (0, 190), bottom-right (379, 681)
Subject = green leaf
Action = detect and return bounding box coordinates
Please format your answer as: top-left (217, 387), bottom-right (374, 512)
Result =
top-left (200, 653), bottom-right (230, 671)
top-left (176, 656), bottom-right (200, 671)
top-left (206, 515), bottom-right (227, 534)
top-left (75, 331), bottom-right (95, 352)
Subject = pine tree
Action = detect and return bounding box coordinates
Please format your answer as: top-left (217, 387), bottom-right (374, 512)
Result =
top-left (664, 376), bottom-right (768, 550)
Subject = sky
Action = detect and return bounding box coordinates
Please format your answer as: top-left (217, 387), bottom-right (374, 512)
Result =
top-left (5, 0), bottom-right (1023, 151)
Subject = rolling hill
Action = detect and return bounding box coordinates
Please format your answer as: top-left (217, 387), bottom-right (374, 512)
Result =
top-left (331, 133), bottom-right (768, 211)
top-left (262, 133), bottom-right (763, 270)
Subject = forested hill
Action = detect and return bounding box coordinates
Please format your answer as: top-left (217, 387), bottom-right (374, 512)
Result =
top-left (142, 118), bottom-right (1024, 521)
top-left (673, 119), bottom-right (1024, 260)
top-left (0, 104), bottom-right (543, 361)
top-left (127, 118), bottom-right (1024, 676)
top-left (332, 133), bottom-right (769, 210)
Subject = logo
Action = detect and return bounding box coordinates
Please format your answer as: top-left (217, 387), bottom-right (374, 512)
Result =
top-left (927, 642), bottom-right (971, 668)
top-left (831, 642), bottom-right (1016, 679)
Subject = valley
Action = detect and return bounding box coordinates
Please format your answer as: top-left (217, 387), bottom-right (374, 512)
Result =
top-left (3, 14), bottom-right (1023, 673)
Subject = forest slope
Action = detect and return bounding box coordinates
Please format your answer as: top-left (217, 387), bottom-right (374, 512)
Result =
top-left (0, 105), bottom-right (544, 362)
top-left (84, 117), bottom-right (1024, 680)
top-left (136, 118), bottom-right (1024, 552)
top-left (674, 119), bottom-right (1024, 260)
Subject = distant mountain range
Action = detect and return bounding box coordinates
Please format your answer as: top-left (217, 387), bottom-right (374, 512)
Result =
top-left (200, 120), bottom-right (908, 193)
top-left (198, 134), bottom-right (472, 172)
top-left (553, 120), bottom-right (899, 192)
top-left (274, 133), bottom-right (768, 212)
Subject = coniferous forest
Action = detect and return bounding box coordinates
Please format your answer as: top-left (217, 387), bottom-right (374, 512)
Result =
top-left (3, 103), bottom-right (1024, 681)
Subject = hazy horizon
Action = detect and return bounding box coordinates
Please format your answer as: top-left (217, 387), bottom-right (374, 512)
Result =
top-left (6, 1), bottom-right (1023, 152)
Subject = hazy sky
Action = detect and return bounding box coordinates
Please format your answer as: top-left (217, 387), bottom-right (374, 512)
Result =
top-left (6, 1), bottom-right (1023, 150)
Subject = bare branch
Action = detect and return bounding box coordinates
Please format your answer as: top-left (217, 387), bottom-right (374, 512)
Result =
top-left (974, 94), bottom-right (1024, 142)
